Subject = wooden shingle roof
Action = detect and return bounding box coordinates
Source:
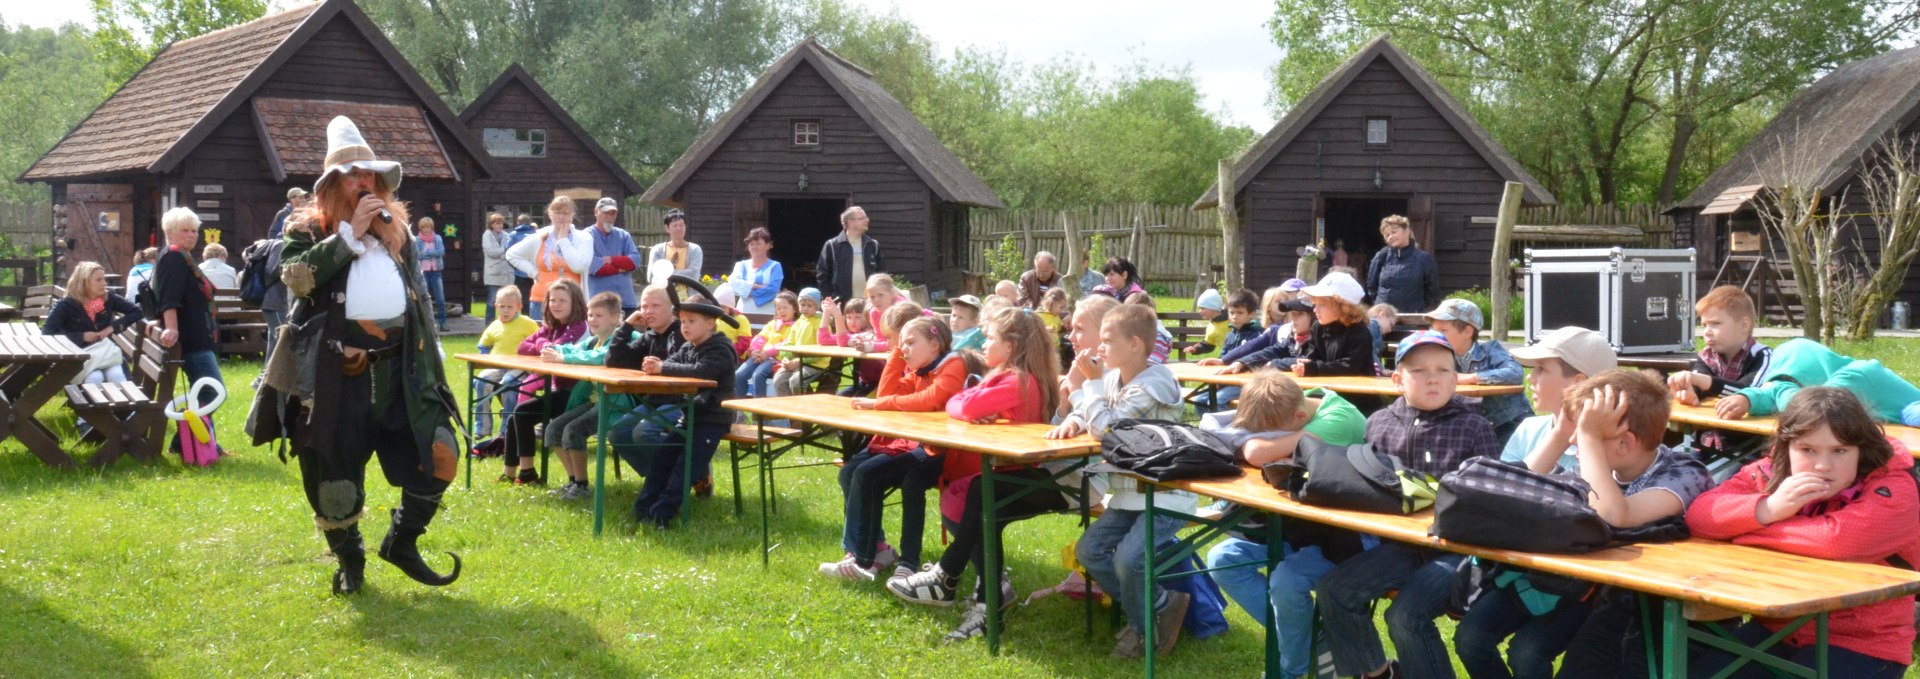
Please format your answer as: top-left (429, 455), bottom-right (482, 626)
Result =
top-left (1673, 46), bottom-right (1920, 212)
top-left (254, 98), bottom-right (456, 182)
top-left (1194, 34), bottom-right (1553, 209)
top-left (642, 38), bottom-right (1004, 209)
top-left (20, 0), bottom-right (497, 183)
top-left (459, 64), bottom-right (643, 194)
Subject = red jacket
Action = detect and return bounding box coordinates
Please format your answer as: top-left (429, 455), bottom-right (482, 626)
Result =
top-left (1685, 441), bottom-right (1920, 664)
top-left (868, 350), bottom-right (968, 455)
top-left (940, 370), bottom-right (1050, 520)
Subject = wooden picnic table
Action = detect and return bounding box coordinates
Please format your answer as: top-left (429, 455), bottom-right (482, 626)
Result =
top-left (723, 393), bottom-right (1102, 655)
top-left (1164, 361), bottom-right (1525, 398)
top-left (456, 353), bottom-right (714, 534)
top-left (1669, 398), bottom-right (1920, 454)
top-left (1134, 466), bottom-right (1920, 678)
top-left (1617, 352), bottom-right (1695, 372)
top-left (0, 302), bottom-right (19, 322)
top-left (0, 331), bottom-right (91, 468)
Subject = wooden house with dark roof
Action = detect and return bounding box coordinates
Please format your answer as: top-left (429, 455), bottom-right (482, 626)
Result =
top-left (19, 0), bottom-right (499, 304)
top-left (1670, 45), bottom-right (1920, 305)
top-left (1195, 35), bottom-right (1553, 294)
top-left (459, 64), bottom-right (642, 233)
top-left (640, 38), bottom-right (1004, 296)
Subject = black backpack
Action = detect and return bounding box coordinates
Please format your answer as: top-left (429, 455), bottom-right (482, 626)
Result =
top-left (135, 276), bottom-right (160, 319)
top-left (1431, 457), bottom-right (1617, 553)
top-left (1094, 418), bottom-right (1240, 482)
top-left (238, 239), bottom-right (281, 306)
top-left (1263, 436), bottom-right (1439, 514)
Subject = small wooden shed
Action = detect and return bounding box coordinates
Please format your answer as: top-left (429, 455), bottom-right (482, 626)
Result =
top-left (1669, 45), bottom-right (1920, 303)
top-left (640, 38), bottom-right (1004, 297)
top-left (18, 0), bottom-right (498, 302)
top-left (1195, 35), bottom-right (1554, 293)
top-left (459, 64), bottom-right (642, 244)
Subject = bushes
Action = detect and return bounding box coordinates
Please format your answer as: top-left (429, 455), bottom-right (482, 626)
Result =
top-left (1446, 287), bottom-right (1524, 332)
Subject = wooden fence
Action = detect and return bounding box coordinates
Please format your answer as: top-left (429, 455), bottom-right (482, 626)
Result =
top-left (0, 202), bottom-right (51, 251)
top-left (967, 204), bottom-right (1223, 289)
top-left (1516, 203), bottom-right (1675, 248)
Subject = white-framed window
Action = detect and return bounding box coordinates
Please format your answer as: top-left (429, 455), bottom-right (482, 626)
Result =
top-left (1365, 118), bottom-right (1390, 145)
top-left (792, 120), bottom-right (821, 147)
top-left (483, 128), bottom-right (547, 157)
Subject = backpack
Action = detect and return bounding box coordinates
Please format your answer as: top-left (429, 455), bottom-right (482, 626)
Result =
top-left (238, 239), bottom-right (281, 306)
top-left (1264, 437), bottom-right (1439, 514)
top-left (1094, 418), bottom-right (1240, 482)
top-left (1430, 457), bottom-right (1614, 553)
top-left (135, 276), bottom-right (160, 319)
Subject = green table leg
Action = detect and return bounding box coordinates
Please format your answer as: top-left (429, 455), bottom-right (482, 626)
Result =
top-left (464, 361), bottom-right (474, 490)
top-left (680, 398), bottom-right (695, 527)
top-left (1815, 613), bottom-right (1829, 678)
top-left (983, 461), bottom-right (1002, 655)
top-left (1661, 599), bottom-right (1686, 679)
top-left (592, 384), bottom-right (608, 536)
top-left (1264, 514), bottom-right (1284, 679)
top-left (759, 420), bottom-right (771, 567)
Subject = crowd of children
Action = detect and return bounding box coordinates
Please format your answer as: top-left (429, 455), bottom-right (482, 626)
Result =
top-left (462, 217), bottom-right (1920, 676)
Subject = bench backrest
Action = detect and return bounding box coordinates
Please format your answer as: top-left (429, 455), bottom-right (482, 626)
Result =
top-left (119, 320), bottom-right (180, 406)
top-left (22, 285), bottom-right (64, 321)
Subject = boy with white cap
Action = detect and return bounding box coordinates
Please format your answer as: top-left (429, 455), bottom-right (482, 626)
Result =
top-left (1504, 326), bottom-right (1619, 471)
top-left (1424, 298), bottom-right (1527, 443)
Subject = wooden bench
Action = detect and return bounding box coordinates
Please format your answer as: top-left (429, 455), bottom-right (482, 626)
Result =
top-left (66, 321), bottom-right (178, 467)
top-left (1160, 311), bottom-right (1212, 360)
top-left (213, 295), bottom-right (269, 357)
top-left (723, 422), bottom-right (812, 517)
top-left (20, 284), bottom-right (62, 323)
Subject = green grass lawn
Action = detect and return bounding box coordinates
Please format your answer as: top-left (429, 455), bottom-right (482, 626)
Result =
top-left (6, 331), bottom-right (1920, 677)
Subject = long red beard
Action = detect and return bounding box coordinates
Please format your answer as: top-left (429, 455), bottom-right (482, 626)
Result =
top-left (285, 185), bottom-right (411, 257)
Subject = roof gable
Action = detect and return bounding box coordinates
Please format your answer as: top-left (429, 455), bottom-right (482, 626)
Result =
top-left (460, 64), bottom-right (643, 195)
top-left (1674, 45), bottom-right (1920, 212)
top-left (641, 38), bottom-right (1003, 209)
top-left (22, 0), bottom-right (498, 183)
top-left (1194, 34), bottom-right (1553, 208)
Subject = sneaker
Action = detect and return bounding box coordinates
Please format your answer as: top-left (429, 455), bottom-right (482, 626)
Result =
top-left (1111, 625), bottom-right (1145, 659)
top-left (969, 570), bottom-right (1017, 611)
top-left (886, 565), bottom-right (957, 606)
top-left (817, 555), bottom-right (876, 582)
top-left (872, 544), bottom-right (900, 573)
top-left (549, 482), bottom-right (577, 498)
top-left (890, 563), bottom-right (915, 582)
top-left (1152, 589), bottom-right (1192, 656)
top-left (943, 602), bottom-right (990, 642)
top-left (562, 482), bottom-right (593, 501)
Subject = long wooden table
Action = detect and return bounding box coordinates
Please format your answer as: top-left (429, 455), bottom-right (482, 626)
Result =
top-left (456, 353), bottom-right (714, 534)
top-left (1133, 467), bottom-right (1920, 678)
top-left (1165, 361), bottom-right (1526, 397)
top-left (723, 393), bottom-right (1101, 655)
top-left (1669, 398), bottom-right (1920, 455)
top-left (779, 344), bottom-right (888, 390)
top-left (0, 330), bottom-right (90, 468)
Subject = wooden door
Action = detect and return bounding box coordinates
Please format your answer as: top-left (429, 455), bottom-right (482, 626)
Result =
top-left (65, 184), bottom-right (135, 274)
top-left (732, 195), bottom-right (766, 263)
top-left (1408, 194), bottom-right (1435, 250)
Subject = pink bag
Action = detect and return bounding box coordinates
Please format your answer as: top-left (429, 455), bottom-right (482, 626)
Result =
top-left (177, 414), bottom-right (220, 466)
top-left (167, 376), bottom-right (226, 467)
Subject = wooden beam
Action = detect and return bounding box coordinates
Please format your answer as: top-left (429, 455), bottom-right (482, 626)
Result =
top-left (1217, 159), bottom-right (1242, 292)
top-left (1490, 181), bottom-right (1524, 339)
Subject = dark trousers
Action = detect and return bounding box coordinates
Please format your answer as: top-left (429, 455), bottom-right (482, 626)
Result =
top-left (1688, 620), bottom-right (1906, 679)
top-left (1457, 581), bottom-right (1594, 679)
top-left (502, 391), bottom-right (568, 468)
top-left (935, 468), bottom-right (1070, 585)
top-left (1555, 591), bottom-right (1652, 679)
top-left (633, 418), bottom-right (730, 521)
top-left (844, 446), bottom-right (942, 568)
top-left (1318, 542), bottom-right (1465, 679)
top-left (296, 354), bottom-right (449, 525)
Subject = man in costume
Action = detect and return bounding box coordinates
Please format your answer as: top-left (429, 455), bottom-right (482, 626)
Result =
top-left (273, 116), bottom-right (463, 595)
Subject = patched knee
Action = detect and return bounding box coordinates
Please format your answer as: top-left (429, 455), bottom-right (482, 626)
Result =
top-left (317, 479), bottom-right (362, 521)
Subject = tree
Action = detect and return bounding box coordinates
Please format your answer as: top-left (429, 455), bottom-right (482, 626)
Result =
top-left (89, 0), bottom-right (265, 87)
top-left (0, 21), bottom-right (112, 201)
top-left (1847, 137), bottom-right (1920, 340)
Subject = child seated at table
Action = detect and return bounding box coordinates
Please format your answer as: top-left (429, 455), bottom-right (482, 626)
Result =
top-left (1315, 331), bottom-right (1499, 679)
top-left (1122, 292), bottom-right (1173, 365)
top-left (886, 307), bottom-right (1064, 643)
top-left (1683, 386), bottom-right (1919, 678)
top-left (1424, 298), bottom-right (1528, 443)
top-left (498, 279), bottom-right (587, 486)
top-left (471, 285), bottom-right (539, 438)
top-left (1196, 294), bottom-right (1299, 412)
top-left (1185, 288), bottom-right (1260, 360)
top-left (1669, 286), bottom-right (1774, 464)
top-left (1200, 369), bottom-right (1368, 679)
top-left (1183, 288), bottom-right (1228, 356)
top-left (1505, 326), bottom-right (1617, 472)
top-left (1039, 286), bottom-right (1070, 337)
top-left (1057, 294), bottom-right (1123, 421)
top-left (712, 286), bottom-right (753, 357)
top-left (1051, 303), bottom-right (1192, 659)
top-left (535, 291), bottom-right (626, 500)
top-left (735, 290), bottom-right (799, 398)
top-left (606, 283), bottom-right (684, 471)
top-left (1290, 272), bottom-right (1377, 378)
top-left (1368, 303), bottom-right (1399, 363)
top-left (631, 279), bottom-right (740, 528)
top-left (1713, 337), bottom-right (1920, 427)
top-left (822, 316), bottom-right (975, 582)
top-left (1457, 369), bottom-right (1710, 679)
top-left (994, 279), bottom-right (1020, 306)
top-left (819, 296), bottom-right (878, 396)
top-left (770, 288), bottom-right (829, 397)
top-left (948, 294), bottom-right (985, 352)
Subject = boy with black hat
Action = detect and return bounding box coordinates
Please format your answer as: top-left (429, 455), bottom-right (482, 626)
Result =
top-left (631, 275), bottom-right (739, 528)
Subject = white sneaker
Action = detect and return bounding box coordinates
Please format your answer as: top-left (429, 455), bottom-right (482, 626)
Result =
top-left (886, 564), bottom-right (957, 606)
top-left (817, 554), bottom-right (875, 582)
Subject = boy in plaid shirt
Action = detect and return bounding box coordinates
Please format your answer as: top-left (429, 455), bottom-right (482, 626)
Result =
top-left (1316, 331), bottom-right (1499, 679)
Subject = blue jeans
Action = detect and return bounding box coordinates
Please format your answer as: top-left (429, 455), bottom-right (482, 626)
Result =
top-left (1207, 535), bottom-right (1378, 677)
top-left (483, 285), bottom-right (498, 326)
top-left (837, 448), bottom-right (885, 554)
top-left (179, 349), bottom-right (223, 445)
top-left (528, 301), bottom-right (542, 322)
top-left (633, 418), bottom-right (730, 521)
top-left (1318, 542), bottom-right (1465, 679)
top-left (735, 358), bottom-right (776, 397)
top-left (613, 404), bottom-right (679, 473)
top-left (1196, 385), bottom-right (1242, 413)
top-left (1456, 578), bottom-right (1593, 679)
top-left (1076, 507), bottom-right (1188, 631)
top-left (423, 270), bottom-right (446, 326)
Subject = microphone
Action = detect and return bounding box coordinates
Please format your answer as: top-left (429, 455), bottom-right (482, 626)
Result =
top-left (357, 191), bottom-right (392, 223)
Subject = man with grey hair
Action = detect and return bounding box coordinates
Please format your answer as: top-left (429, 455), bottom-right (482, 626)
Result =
top-left (1019, 250), bottom-right (1060, 308)
top-left (815, 205), bottom-right (884, 302)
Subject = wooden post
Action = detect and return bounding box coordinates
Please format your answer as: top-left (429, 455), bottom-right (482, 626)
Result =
top-left (1062, 211), bottom-right (1084, 297)
top-left (1490, 181), bottom-right (1525, 340)
top-left (1128, 215), bottom-right (1145, 270)
top-left (1218, 159), bottom-right (1243, 292)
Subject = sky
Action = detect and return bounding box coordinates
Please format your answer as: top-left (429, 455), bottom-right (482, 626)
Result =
top-left (4, 0), bottom-right (1284, 131)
